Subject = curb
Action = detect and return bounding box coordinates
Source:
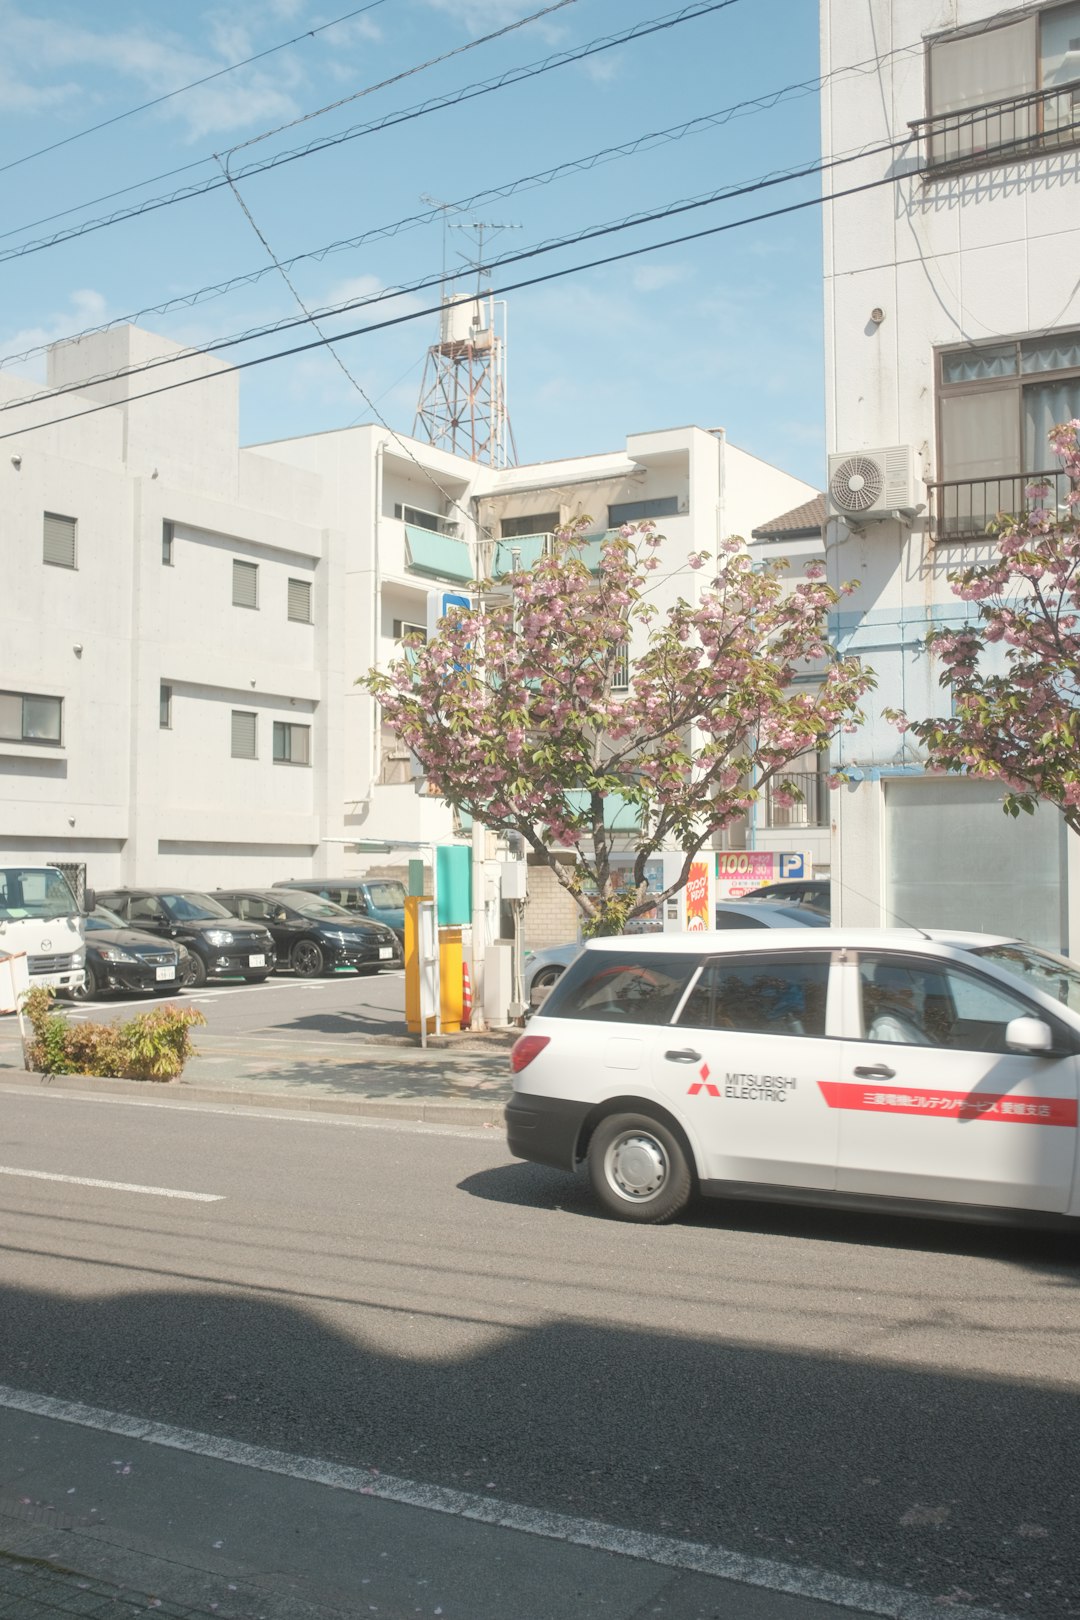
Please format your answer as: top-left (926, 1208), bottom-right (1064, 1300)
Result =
top-left (0, 1068), bottom-right (508, 1128)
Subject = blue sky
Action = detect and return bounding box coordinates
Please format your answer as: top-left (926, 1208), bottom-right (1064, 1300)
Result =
top-left (0, 0), bottom-right (826, 484)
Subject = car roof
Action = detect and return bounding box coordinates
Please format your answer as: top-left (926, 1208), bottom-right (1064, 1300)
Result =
top-left (576, 927), bottom-right (1018, 955)
top-left (713, 900), bottom-right (825, 925)
top-left (273, 877), bottom-right (368, 887)
top-left (99, 886), bottom-right (214, 897)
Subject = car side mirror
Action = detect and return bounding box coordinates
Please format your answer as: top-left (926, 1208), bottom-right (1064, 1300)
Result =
top-left (1005, 1015), bottom-right (1054, 1055)
top-left (273, 909), bottom-right (287, 923)
top-left (82, 887), bottom-right (96, 914)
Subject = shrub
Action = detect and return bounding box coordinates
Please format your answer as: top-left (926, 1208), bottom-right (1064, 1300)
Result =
top-left (21, 987), bottom-right (205, 1082)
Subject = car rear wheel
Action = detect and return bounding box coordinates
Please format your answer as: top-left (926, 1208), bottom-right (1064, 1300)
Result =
top-left (531, 965), bottom-right (564, 993)
top-left (291, 940), bottom-right (326, 977)
top-left (587, 1113), bottom-right (693, 1224)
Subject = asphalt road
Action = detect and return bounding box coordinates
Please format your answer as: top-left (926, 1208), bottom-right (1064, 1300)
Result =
top-left (1, 1090), bottom-right (1078, 1616)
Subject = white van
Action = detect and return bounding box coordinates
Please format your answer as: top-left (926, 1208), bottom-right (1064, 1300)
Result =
top-left (506, 930), bottom-right (1080, 1225)
top-left (0, 865), bottom-right (88, 994)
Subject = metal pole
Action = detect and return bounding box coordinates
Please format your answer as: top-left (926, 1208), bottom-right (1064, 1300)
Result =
top-left (431, 843), bottom-right (442, 1037)
top-left (470, 816), bottom-right (487, 1031)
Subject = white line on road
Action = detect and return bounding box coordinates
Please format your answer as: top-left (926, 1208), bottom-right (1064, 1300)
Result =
top-left (0, 1166), bottom-right (223, 1201)
top-left (0, 1384), bottom-right (1017, 1620)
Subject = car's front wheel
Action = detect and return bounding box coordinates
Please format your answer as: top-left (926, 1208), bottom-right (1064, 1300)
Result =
top-left (587, 1113), bottom-right (693, 1224)
top-left (71, 961), bottom-right (102, 1001)
top-left (291, 940), bottom-right (325, 977)
top-left (185, 953), bottom-right (208, 989)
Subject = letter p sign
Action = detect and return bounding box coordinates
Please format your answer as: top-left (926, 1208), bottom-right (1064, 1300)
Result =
top-left (779, 854), bottom-right (806, 880)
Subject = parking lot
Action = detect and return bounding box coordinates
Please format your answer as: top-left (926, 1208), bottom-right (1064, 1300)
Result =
top-left (0, 965), bottom-right (410, 1069)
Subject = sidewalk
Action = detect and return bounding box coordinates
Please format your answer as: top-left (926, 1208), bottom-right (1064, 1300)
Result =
top-left (0, 1026), bottom-right (517, 1126)
top-left (0, 1405), bottom-right (890, 1620)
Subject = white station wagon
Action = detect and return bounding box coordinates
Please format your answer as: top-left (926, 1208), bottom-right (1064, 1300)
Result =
top-left (506, 930), bottom-right (1080, 1225)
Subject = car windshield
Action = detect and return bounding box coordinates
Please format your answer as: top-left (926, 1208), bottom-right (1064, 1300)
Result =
top-left (289, 898), bottom-right (354, 921)
top-left (0, 866), bottom-right (79, 922)
top-left (972, 943), bottom-right (1080, 1016)
top-left (365, 881), bottom-right (405, 909)
top-left (88, 906), bottom-right (126, 930)
top-left (160, 893), bottom-right (231, 921)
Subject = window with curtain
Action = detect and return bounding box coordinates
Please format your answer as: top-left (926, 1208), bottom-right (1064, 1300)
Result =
top-left (938, 328), bottom-right (1080, 480)
top-left (926, 4), bottom-right (1080, 165)
top-left (935, 328), bottom-right (1080, 536)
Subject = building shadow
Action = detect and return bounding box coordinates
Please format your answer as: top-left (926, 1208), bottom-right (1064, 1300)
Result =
top-left (1, 1233), bottom-right (1078, 1614)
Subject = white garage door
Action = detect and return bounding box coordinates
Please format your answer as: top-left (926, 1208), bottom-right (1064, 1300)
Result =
top-left (885, 777), bottom-right (1064, 952)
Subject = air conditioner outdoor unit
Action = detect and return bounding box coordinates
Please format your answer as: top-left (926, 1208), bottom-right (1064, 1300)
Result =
top-left (827, 446), bottom-right (920, 524)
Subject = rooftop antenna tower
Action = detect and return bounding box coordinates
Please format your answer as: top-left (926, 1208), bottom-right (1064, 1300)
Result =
top-left (413, 218), bottom-right (519, 467)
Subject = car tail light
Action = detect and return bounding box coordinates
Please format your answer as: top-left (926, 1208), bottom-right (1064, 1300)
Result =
top-left (510, 1034), bottom-right (550, 1073)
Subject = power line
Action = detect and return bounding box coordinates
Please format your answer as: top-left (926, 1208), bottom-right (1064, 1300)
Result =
top-left (0, 78), bottom-right (835, 369)
top-left (0, 131), bottom-right (916, 417)
top-left (216, 157), bottom-right (480, 529)
top-left (0, 0), bottom-right (579, 252)
top-left (0, 0), bottom-right (392, 177)
top-left (0, 159), bottom-right (920, 446)
top-left (0, 0), bottom-right (739, 265)
top-left (0, 27), bottom-right (931, 376)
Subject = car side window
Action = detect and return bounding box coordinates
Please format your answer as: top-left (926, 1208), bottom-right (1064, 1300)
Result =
top-left (677, 954), bottom-right (830, 1037)
top-left (129, 896), bottom-right (165, 924)
top-left (240, 897), bottom-right (270, 921)
top-left (859, 956), bottom-right (1036, 1053)
top-left (542, 951), bottom-right (700, 1025)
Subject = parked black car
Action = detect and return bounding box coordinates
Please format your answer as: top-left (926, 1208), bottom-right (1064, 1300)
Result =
top-left (744, 878), bottom-right (831, 916)
top-left (215, 888), bottom-right (402, 976)
top-left (72, 905), bottom-right (190, 1000)
top-left (96, 889), bottom-right (277, 987)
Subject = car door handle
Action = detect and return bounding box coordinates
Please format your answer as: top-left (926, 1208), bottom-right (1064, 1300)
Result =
top-left (665, 1048), bottom-right (702, 1063)
top-left (854, 1064), bottom-right (896, 1080)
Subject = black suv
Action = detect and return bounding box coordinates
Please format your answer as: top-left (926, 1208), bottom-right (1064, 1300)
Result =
top-left (215, 888), bottom-right (402, 976)
top-left (97, 889), bottom-right (277, 987)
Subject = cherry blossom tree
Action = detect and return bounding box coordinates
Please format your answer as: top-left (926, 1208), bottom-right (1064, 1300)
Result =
top-left (363, 522), bottom-right (871, 934)
top-left (889, 422), bottom-right (1080, 832)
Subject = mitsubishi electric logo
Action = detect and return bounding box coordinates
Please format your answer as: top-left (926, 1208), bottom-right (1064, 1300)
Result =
top-left (687, 1063), bottom-right (720, 1098)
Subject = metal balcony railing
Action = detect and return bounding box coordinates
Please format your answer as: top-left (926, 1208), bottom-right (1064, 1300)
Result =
top-left (764, 772), bottom-right (828, 830)
top-left (929, 468), bottom-right (1075, 541)
top-left (911, 80), bottom-right (1080, 174)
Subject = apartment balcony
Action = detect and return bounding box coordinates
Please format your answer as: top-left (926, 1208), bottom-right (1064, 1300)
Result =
top-left (763, 772), bottom-right (829, 830)
top-left (928, 468), bottom-right (1074, 541)
top-left (911, 81), bottom-right (1080, 176)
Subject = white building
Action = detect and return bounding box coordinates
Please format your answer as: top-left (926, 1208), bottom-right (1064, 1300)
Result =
top-left (0, 325), bottom-right (816, 904)
top-left (820, 0), bottom-right (1080, 951)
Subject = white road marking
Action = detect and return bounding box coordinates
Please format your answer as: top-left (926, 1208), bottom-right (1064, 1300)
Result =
top-left (0, 1385), bottom-right (1017, 1620)
top-left (0, 1085), bottom-right (501, 1139)
top-left (0, 1166), bottom-right (223, 1201)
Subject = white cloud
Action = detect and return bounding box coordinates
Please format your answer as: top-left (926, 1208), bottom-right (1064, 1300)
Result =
top-left (0, 290), bottom-right (112, 379)
top-left (0, 1), bottom-right (310, 142)
top-left (579, 53), bottom-right (619, 85)
top-left (631, 263), bottom-right (691, 294)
